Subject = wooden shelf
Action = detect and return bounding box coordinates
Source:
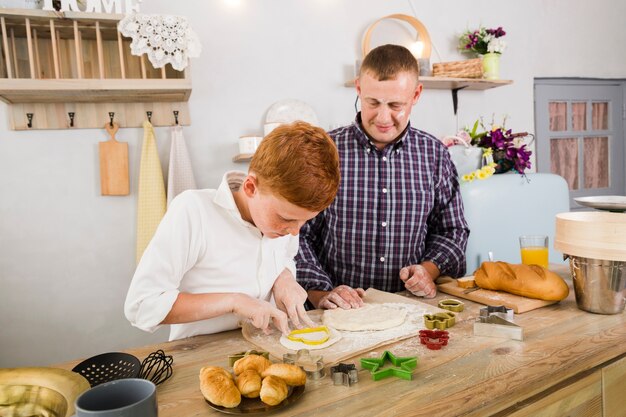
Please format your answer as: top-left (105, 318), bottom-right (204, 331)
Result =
top-left (344, 76), bottom-right (513, 90)
top-left (0, 9), bottom-right (193, 129)
top-left (233, 153), bottom-right (254, 163)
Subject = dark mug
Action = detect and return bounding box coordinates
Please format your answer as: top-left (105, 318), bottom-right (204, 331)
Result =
top-left (73, 378), bottom-right (157, 417)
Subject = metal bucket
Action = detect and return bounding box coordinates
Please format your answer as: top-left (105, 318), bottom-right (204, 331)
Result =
top-left (568, 256), bottom-right (626, 314)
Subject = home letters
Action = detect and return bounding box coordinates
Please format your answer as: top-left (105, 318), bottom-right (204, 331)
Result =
top-left (42, 0), bottom-right (141, 13)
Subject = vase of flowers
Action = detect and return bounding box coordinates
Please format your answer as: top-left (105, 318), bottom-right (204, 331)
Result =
top-left (459, 26), bottom-right (506, 80)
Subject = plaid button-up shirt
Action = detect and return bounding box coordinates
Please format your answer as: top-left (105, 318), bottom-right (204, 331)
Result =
top-left (296, 114), bottom-right (469, 293)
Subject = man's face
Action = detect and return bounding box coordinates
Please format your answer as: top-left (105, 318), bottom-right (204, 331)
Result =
top-left (356, 70), bottom-right (422, 148)
top-left (244, 178), bottom-right (319, 238)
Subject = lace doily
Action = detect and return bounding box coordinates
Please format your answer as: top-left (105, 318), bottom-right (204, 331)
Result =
top-left (118, 14), bottom-right (201, 71)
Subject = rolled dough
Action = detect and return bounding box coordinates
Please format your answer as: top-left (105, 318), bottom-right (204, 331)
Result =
top-left (322, 304), bottom-right (407, 331)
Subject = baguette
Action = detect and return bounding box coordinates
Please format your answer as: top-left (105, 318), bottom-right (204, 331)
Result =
top-left (259, 375), bottom-right (288, 406)
top-left (474, 262), bottom-right (569, 301)
top-left (261, 363), bottom-right (306, 386)
top-left (199, 366), bottom-right (241, 408)
top-left (236, 369), bottom-right (262, 398)
top-left (233, 354), bottom-right (272, 376)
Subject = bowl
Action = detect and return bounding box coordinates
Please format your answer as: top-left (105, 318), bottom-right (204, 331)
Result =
top-left (567, 255), bottom-right (626, 314)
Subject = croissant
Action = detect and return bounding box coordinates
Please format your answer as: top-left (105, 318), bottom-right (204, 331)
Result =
top-left (259, 375), bottom-right (288, 406)
top-left (261, 363), bottom-right (306, 386)
top-left (474, 262), bottom-right (569, 301)
top-left (199, 366), bottom-right (241, 408)
top-left (233, 354), bottom-right (272, 376)
top-left (236, 369), bottom-right (262, 398)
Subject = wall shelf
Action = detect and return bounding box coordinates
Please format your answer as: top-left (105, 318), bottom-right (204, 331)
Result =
top-left (0, 9), bottom-right (191, 129)
top-left (233, 153), bottom-right (253, 163)
top-left (344, 76), bottom-right (513, 90)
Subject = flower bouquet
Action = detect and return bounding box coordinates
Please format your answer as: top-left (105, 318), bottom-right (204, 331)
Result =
top-left (459, 26), bottom-right (507, 55)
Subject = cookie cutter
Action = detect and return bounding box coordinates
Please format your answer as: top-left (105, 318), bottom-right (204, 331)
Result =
top-left (424, 311), bottom-right (456, 330)
top-left (360, 351), bottom-right (418, 381)
top-left (227, 350), bottom-right (269, 367)
top-left (329, 363), bottom-right (358, 386)
top-left (286, 326), bottom-right (330, 346)
top-left (474, 305), bottom-right (523, 341)
top-left (479, 305), bottom-right (514, 322)
top-left (438, 299), bottom-right (465, 312)
top-left (419, 329), bottom-right (450, 350)
top-left (283, 349), bottom-right (325, 380)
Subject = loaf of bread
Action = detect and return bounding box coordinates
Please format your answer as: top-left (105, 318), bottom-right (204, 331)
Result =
top-left (199, 366), bottom-right (241, 408)
top-left (259, 375), bottom-right (288, 406)
top-left (236, 369), bottom-right (262, 398)
top-left (261, 363), bottom-right (306, 386)
top-left (233, 354), bottom-right (272, 376)
top-left (474, 262), bottom-right (569, 301)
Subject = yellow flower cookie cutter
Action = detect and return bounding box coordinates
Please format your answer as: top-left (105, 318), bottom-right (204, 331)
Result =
top-left (286, 326), bottom-right (331, 345)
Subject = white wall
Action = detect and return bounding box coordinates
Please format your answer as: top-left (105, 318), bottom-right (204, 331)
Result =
top-left (1, 0), bottom-right (625, 367)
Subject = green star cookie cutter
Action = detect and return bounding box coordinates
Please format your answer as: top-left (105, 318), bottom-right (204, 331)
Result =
top-left (360, 351), bottom-right (418, 381)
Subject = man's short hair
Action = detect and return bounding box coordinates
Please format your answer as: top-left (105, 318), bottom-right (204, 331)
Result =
top-left (250, 121), bottom-right (340, 212)
top-left (360, 44), bottom-right (419, 81)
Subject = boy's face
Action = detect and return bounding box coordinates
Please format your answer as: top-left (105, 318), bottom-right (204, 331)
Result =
top-left (242, 176), bottom-right (319, 238)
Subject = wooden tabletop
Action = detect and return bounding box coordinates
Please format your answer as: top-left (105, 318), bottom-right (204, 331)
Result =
top-left (58, 275), bottom-right (626, 417)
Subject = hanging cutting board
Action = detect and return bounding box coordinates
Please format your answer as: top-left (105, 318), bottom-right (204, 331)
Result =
top-left (241, 288), bottom-right (447, 365)
top-left (436, 276), bottom-right (558, 313)
top-left (99, 122), bottom-right (129, 196)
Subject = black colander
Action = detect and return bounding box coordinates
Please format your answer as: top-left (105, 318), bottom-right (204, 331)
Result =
top-left (72, 352), bottom-right (141, 387)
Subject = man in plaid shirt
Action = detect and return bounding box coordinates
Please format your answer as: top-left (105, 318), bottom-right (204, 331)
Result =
top-left (296, 44), bottom-right (470, 309)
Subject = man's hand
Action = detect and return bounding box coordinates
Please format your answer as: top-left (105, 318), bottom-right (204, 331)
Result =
top-left (308, 285), bottom-right (366, 310)
top-left (399, 263), bottom-right (437, 298)
top-left (272, 269), bottom-right (315, 329)
top-left (232, 294), bottom-right (290, 335)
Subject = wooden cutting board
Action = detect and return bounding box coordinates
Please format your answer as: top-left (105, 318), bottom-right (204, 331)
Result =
top-left (436, 276), bottom-right (558, 313)
top-left (99, 122), bottom-right (129, 196)
top-left (241, 288), bottom-right (447, 365)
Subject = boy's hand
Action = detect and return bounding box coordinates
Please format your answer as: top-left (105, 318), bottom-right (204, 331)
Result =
top-left (232, 294), bottom-right (289, 335)
top-left (272, 269), bottom-right (316, 329)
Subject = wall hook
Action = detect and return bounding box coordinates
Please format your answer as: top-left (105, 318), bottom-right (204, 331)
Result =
top-left (108, 112), bottom-right (115, 127)
top-left (26, 113), bottom-right (34, 128)
top-left (173, 110), bottom-right (179, 125)
top-left (68, 112), bottom-right (75, 127)
top-left (146, 111), bottom-right (152, 123)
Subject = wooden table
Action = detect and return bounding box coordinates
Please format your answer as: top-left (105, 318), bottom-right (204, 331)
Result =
top-left (59, 278), bottom-right (626, 417)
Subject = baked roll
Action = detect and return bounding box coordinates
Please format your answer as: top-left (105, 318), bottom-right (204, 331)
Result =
top-left (233, 354), bottom-right (272, 376)
top-left (259, 375), bottom-right (288, 406)
top-left (199, 366), bottom-right (241, 408)
top-left (261, 363), bottom-right (306, 386)
top-left (474, 262), bottom-right (569, 301)
top-left (236, 369), bottom-right (262, 398)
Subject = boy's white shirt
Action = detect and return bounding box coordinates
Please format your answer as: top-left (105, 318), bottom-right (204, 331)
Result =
top-left (124, 171), bottom-right (298, 341)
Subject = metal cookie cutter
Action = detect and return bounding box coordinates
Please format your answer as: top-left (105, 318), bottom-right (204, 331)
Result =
top-left (438, 299), bottom-right (465, 312)
top-left (283, 349), bottom-right (325, 380)
top-left (474, 305), bottom-right (523, 341)
top-left (227, 350), bottom-right (269, 367)
top-left (424, 311), bottom-right (456, 330)
top-left (360, 351), bottom-right (418, 381)
top-left (330, 363), bottom-right (358, 386)
top-left (419, 329), bottom-right (450, 350)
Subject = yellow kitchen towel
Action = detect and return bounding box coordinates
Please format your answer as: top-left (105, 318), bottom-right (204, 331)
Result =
top-left (136, 120), bottom-right (166, 263)
top-left (167, 125), bottom-right (197, 206)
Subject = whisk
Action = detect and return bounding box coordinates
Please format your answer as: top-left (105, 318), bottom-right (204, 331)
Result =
top-left (138, 349), bottom-right (174, 385)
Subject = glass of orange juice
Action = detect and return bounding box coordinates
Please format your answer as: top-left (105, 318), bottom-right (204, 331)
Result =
top-left (519, 235), bottom-right (549, 268)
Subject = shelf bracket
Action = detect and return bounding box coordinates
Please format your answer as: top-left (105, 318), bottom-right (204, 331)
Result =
top-left (451, 86), bottom-right (469, 115)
